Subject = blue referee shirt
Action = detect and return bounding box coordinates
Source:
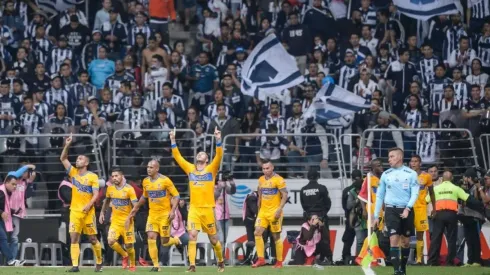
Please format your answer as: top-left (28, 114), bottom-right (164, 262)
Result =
top-left (374, 165), bottom-right (420, 219)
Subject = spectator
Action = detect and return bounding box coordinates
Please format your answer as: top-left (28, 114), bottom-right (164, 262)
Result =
top-left (101, 8), bottom-right (128, 56)
top-left (59, 15), bottom-right (91, 54)
top-left (94, 0), bottom-right (122, 31)
top-left (141, 35), bottom-right (169, 82)
top-left (281, 12), bottom-right (311, 74)
top-left (106, 60), bottom-right (135, 99)
top-left (117, 93), bottom-right (152, 131)
top-left (448, 36), bottom-right (476, 76)
top-left (466, 58), bottom-right (488, 91)
top-left (366, 110), bottom-right (404, 158)
top-left (46, 35), bottom-right (73, 75)
top-left (451, 67), bottom-right (471, 103)
top-left (214, 173), bottom-right (236, 253)
top-left (155, 82), bottom-right (185, 126)
top-left (207, 103), bottom-right (240, 169)
top-left (17, 96), bottom-right (44, 154)
top-left (88, 47), bottom-right (115, 90)
top-left (188, 52), bottom-right (219, 112)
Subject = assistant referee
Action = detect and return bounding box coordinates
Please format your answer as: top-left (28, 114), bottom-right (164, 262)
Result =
top-left (372, 148), bottom-right (419, 275)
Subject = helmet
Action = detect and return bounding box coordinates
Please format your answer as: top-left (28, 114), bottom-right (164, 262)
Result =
top-left (50, 127), bottom-right (65, 148)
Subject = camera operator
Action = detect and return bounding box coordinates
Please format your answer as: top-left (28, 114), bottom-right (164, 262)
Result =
top-left (300, 167), bottom-right (333, 265)
top-left (239, 189), bottom-right (259, 265)
top-left (459, 167), bottom-right (486, 266)
top-left (214, 171), bottom-right (236, 253)
top-left (340, 170), bottom-right (363, 265)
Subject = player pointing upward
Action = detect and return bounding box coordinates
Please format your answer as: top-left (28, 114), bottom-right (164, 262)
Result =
top-left (99, 167), bottom-right (138, 271)
top-left (252, 160), bottom-right (288, 269)
top-left (169, 127), bottom-right (224, 273)
top-left (127, 160), bottom-right (180, 272)
top-left (60, 133), bottom-right (103, 272)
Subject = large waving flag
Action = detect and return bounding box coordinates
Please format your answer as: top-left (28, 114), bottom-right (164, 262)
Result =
top-left (241, 34), bottom-right (304, 101)
top-left (303, 82), bottom-right (371, 124)
top-left (393, 0), bottom-right (463, 21)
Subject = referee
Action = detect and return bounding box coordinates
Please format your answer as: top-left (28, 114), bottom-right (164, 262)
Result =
top-left (372, 148), bottom-right (419, 275)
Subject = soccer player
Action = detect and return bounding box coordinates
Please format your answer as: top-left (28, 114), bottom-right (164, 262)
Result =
top-left (127, 160), bottom-right (180, 272)
top-left (409, 155), bottom-right (435, 265)
top-left (252, 160), bottom-right (288, 269)
top-left (60, 133), bottom-right (103, 272)
top-left (169, 127), bottom-right (224, 273)
top-left (99, 167), bottom-right (138, 271)
top-left (372, 148), bottom-right (419, 275)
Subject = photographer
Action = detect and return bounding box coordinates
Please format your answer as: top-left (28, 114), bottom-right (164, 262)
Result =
top-left (292, 214), bottom-right (323, 265)
top-left (239, 189), bottom-right (258, 265)
top-left (214, 171), bottom-right (236, 252)
top-left (300, 167), bottom-right (333, 265)
top-left (459, 167), bottom-right (486, 267)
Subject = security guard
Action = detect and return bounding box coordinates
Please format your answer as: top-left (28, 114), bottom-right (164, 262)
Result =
top-left (426, 170), bottom-right (483, 266)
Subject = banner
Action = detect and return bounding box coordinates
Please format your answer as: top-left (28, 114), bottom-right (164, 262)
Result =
top-left (393, 0), bottom-right (462, 21)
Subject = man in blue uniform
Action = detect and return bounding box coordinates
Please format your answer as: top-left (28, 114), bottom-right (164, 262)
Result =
top-left (373, 147), bottom-right (419, 275)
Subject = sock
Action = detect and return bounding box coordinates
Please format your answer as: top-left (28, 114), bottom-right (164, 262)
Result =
top-left (255, 236), bottom-right (265, 259)
top-left (213, 241), bottom-right (224, 262)
top-left (148, 239), bottom-right (159, 267)
top-left (92, 241), bottom-right (103, 265)
top-left (70, 244), bottom-right (80, 267)
top-left (163, 237), bottom-right (179, 247)
top-left (401, 247), bottom-right (410, 272)
top-left (416, 240), bottom-right (424, 263)
top-left (275, 239), bottom-right (283, 262)
top-left (110, 242), bottom-right (128, 257)
top-left (127, 247), bottom-right (136, 267)
top-left (188, 240), bottom-right (197, 266)
top-left (390, 247), bottom-right (400, 273)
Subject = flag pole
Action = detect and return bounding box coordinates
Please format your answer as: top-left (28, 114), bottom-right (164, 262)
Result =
top-left (367, 172), bottom-right (372, 243)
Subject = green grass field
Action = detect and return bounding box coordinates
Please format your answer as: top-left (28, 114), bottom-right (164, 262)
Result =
top-left (1, 266), bottom-right (489, 275)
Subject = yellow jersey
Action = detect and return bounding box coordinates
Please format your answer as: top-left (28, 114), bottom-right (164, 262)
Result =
top-left (258, 173), bottom-right (287, 213)
top-left (414, 172), bottom-right (432, 208)
top-left (142, 174), bottom-right (179, 217)
top-left (106, 184), bottom-right (137, 226)
top-left (68, 166), bottom-right (99, 213)
top-left (358, 175), bottom-right (381, 217)
top-left (172, 144), bottom-right (223, 208)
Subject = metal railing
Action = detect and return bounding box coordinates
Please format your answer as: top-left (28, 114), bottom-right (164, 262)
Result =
top-left (479, 134), bottom-right (490, 170)
top-left (112, 129), bottom-right (196, 196)
top-left (340, 133), bottom-right (362, 176)
top-left (221, 133), bottom-right (346, 188)
top-left (360, 128), bottom-right (479, 174)
top-left (0, 133), bottom-right (102, 215)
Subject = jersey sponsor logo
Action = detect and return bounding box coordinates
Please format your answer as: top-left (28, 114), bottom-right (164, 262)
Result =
top-left (189, 173), bottom-right (213, 182)
top-left (112, 198), bottom-right (130, 206)
top-left (72, 179), bottom-right (93, 193)
top-left (261, 188), bottom-right (278, 195)
top-left (148, 190), bottom-right (167, 198)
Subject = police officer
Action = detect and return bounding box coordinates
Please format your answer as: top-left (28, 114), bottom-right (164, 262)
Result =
top-left (427, 170), bottom-right (483, 266)
top-left (300, 167), bottom-right (333, 265)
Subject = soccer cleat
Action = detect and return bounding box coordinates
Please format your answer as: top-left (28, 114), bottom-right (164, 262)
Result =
top-left (186, 265), bottom-right (196, 272)
top-left (149, 267), bottom-right (161, 272)
top-left (66, 267), bottom-right (80, 273)
top-left (95, 263), bottom-right (103, 272)
top-left (252, 258), bottom-right (266, 268)
top-left (217, 261), bottom-right (225, 272)
top-left (128, 266), bottom-right (136, 272)
top-left (139, 257), bottom-right (149, 266)
top-left (272, 261), bottom-right (283, 269)
top-left (122, 256), bottom-right (129, 269)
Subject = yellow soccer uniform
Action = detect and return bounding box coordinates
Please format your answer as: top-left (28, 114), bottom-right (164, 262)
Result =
top-left (106, 184), bottom-right (138, 243)
top-left (172, 144), bottom-right (223, 235)
top-left (256, 174), bottom-right (287, 233)
top-left (67, 166), bottom-right (99, 235)
top-left (359, 175), bottom-right (384, 231)
top-left (143, 174), bottom-right (179, 237)
top-left (414, 172), bottom-right (432, 232)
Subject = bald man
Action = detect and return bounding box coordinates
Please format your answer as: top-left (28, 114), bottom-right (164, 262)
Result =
top-left (127, 160), bottom-right (180, 272)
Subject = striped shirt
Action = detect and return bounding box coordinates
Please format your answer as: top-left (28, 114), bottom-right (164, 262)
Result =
top-left (117, 107), bottom-right (152, 130)
top-left (0, 109), bottom-right (16, 130)
top-left (428, 77), bottom-right (453, 114)
top-left (17, 111), bottom-right (44, 144)
top-left (353, 80), bottom-right (378, 103)
top-left (452, 81), bottom-right (471, 103)
top-left (261, 114), bottom-right (286, 134)
top-left (32, 38), bottom-right (53, 64)
top-left (402, 109), bottom-right (424, 137)
top-left (286, 115), bottom-right (307, 148)
top-left (436, 98), bottom-right (463, 116)
top-left (155, 95), bottom-right (186, 125)
top-left (448, 48), bottom-right (477, 76)
top-left (105, 72), bottom-right (135, 99)
top-left (100, 102), bottom-right (121, 121)
top-left (82, 110), bottom-right (107, 126)
top-left (0, 26), bottom-right (14, 46)
top-left (25, 22), bottom-right (52, 39)
top-left (339, 65), bottom-right (358, 90)
top-left (416, 131), bottom-right (437, 163)
top-left (470, 0), bottom-right (490, 19)
top-left (325, 114), bottom-right (353, 145)
top-left (204, 101), bottom-right (233, 123)
top-left (70, 83), bottom-right (96, 105)
top-left (45, 88), bottom-right (71, 114)
top-left (144, 68), bottom-right (168, 98)
top-left (47, 47), bottom-right (73, 74)
top-left (128, 24), bottom-right (152, 46)
top-left (419, 56), bottom-right (440, 90)
top-left (477, 35), bottom-right (490, 67)
top-left (359, 7), bottom-right (377, 27)
top-left (443, 25), bottom-right (468, 62)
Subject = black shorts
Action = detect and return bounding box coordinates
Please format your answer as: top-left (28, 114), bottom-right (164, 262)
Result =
top-left (385, 207), bottom-right (414, 237)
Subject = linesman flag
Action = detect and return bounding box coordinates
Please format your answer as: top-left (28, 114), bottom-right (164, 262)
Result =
top-left (241, 34), bottom-right (304, 102)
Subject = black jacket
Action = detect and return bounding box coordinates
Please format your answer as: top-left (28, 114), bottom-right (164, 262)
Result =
top-left (300, 181), bottom-right (331, 217)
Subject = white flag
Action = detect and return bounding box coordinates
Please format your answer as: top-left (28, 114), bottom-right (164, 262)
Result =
top-left (241, 34), bottom-right (304, 102)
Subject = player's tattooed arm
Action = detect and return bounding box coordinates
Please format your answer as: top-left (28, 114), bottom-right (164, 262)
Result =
top-left (60, 133), bottom-right (73, 170)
